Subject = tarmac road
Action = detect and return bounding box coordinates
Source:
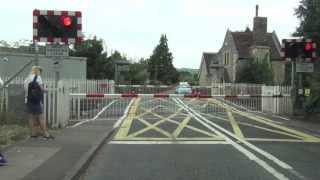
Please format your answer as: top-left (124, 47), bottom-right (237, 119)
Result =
top-left (81, 98), bottom-right (320, 180)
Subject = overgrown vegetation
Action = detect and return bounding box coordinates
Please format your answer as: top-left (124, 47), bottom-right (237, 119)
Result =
top-left (0, 112), bottom-right (47, 145)
top-left (234, 57), bottom-right (275, 85)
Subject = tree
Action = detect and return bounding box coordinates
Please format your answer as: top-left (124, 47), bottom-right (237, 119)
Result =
top-left (245, 26), bottom-right (252, 32)
top-left (179, 71), bottom-right (199, 86)
top-left (291, 0), bottom-right (320, 41)
top-left (235, 57), bottom-right (275, 85)
top-left (121, 58), bottom-right (149, 84)
top-left (179, 71), bottom-right (191, 81)
top-left (147, 34), bottom-right (180, 85)
top-left (282, 62), bottom-right (292, 86)
top-left (291, 0), bottom-right (320, 114)
top-left (69, 35), bottom-right (129, 80)
top-left (70, 35), bottom-right (107, 79)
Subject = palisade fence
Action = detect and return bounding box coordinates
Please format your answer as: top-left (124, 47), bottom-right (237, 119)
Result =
top-left (0, 77), bottom-right (115, 128)
top-left (212, 83), bottom-right (292, 116)
top-left (261, 86), bottom-right (292, 116)
top-left (212, 83), bottom-right (265, 95)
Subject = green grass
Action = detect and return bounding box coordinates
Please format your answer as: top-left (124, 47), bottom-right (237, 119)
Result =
top-left (0, 111), bottom-right (54, 146)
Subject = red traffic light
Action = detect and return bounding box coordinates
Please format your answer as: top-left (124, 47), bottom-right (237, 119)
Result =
top-left (61, 16), bottom-right (72, 27)
top-left (305, 43), bottom-right (312, 51)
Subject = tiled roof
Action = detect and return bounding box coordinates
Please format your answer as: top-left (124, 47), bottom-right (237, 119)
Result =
top-left (231, 32), bottom-right (281, 60)
top-left (202, 52), bottom-right (216, 74)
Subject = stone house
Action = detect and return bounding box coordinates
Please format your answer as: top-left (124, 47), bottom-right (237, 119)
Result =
top-left (208, 5), bottom-right (285, 85)
top-left (198, 52), bottom-right (216, 86)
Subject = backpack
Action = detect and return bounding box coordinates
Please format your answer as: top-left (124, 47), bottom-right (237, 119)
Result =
top-left (27, 75), bottom-right (43, 103)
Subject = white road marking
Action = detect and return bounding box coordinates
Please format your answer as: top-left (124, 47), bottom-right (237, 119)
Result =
top-left (252, 116), bottom-right (285, 124)
top-left (176, 98), bottom-right (308, 180)
top-left (71, 100), bottom-right (117, 128)
top-left (113, 98), bottom-right (136, 128)
top-left (109, 141), bottom-right (230, 145)
top-left (174, 98), bottom-right (289, 180)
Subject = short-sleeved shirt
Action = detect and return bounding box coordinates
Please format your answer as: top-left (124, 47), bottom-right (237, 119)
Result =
top-left (24, 75), bottom-right (43, 104)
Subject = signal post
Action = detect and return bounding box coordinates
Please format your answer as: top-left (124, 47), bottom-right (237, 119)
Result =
top-left (281, 39), bottom-right (317, 118)
top-left (32, 9), bottom-right (82, 84)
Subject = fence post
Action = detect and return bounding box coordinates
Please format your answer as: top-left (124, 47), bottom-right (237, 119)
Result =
top-left (57, 81), bottom-right (70, 128)
top-left (110, 80), bottom-right (115, 94)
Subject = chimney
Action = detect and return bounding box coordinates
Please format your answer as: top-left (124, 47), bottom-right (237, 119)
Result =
top-left (252, 5), bottom-right (268, 46)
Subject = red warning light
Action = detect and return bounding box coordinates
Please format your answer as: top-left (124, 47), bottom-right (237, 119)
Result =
top-left (61, 16), bottom-right (72, 27)
top-left (305, 43), bottom-right (312, 51)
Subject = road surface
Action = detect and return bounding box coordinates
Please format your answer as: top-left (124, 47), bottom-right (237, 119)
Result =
top-left (81, 98), bottom-right (320, 180)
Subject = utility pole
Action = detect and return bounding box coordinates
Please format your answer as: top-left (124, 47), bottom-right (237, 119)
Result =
top-left (34, 40), bottom-right (39, 66)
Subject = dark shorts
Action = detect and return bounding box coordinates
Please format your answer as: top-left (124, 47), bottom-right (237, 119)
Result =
top-left (27, 102), bottom-right (43, 115)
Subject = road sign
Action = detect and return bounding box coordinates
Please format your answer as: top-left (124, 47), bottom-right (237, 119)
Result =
top-left (46, 44), bottom-right (69, 57)
top-left (296, 63), bottom-right (314, 72)
top-left (33, 10), bottom-right (82, 44)
top-left (305, 89), bottom-right (310, 96)
top-left (52, 59), bottom-right (63, 71)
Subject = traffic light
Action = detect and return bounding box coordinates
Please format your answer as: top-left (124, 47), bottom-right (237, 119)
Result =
top-left (281, 39), bottom-right (316, 62)
top-left (33, 10), bottom-right (82, 44)
top-left (285, 42), bottom-right (313, 58)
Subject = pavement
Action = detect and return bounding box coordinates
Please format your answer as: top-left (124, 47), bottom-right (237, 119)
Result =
top-left (0, 120), bottom-right (116, 180)
top-left (2, 96), bottom-right (320, 180)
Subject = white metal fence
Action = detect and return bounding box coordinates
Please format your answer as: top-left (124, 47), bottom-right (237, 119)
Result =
top-left (0, 78), bottom-right (293, 127)
top-left (212, 83), bottom-right (264, 95)
top-left (0, 78), bottom-right (115, 128)
top-left (68, 93), bottom-right (292, 124)
top-left (113, 83), bottom-right (265, 95)
top-left (261, 86), bottom-right (292, 116)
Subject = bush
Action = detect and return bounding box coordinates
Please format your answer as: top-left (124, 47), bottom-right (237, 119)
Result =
top-left (235, 57), bottom-right (275, 85)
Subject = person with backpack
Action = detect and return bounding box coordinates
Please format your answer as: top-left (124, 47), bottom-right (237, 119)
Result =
top-left (23, 66), bottom-right (55, 140)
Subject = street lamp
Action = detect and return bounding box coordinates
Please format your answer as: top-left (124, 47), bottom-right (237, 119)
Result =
top-left (155, 65), bottom-right (163, 83)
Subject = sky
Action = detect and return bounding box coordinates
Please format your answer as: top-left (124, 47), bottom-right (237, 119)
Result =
top-left (0, 0), bottom-right (301, 69)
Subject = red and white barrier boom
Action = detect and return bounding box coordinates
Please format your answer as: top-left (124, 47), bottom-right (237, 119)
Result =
top-left (70, 91), bottom-right (289, 99)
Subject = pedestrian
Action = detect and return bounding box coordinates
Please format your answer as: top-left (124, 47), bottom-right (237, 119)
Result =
top-left (0, 78), bottom-right (8, 166)
top-left (23, 66), bottom-right (55, 140)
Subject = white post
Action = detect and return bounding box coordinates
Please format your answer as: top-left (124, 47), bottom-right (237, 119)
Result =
top-left (57, 81), bottom-right (70, 128)
top-left (0, 77), bottom-right (3, 112)
top-left (110, 80), bottom-right (115, 94)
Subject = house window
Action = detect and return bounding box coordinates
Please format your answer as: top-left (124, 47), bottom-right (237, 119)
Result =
top-left (224, 52), bottom-right (230, 66)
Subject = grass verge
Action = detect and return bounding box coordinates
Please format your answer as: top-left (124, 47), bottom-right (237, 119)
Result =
top-left (0, 111), bottom-right (55, 146)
